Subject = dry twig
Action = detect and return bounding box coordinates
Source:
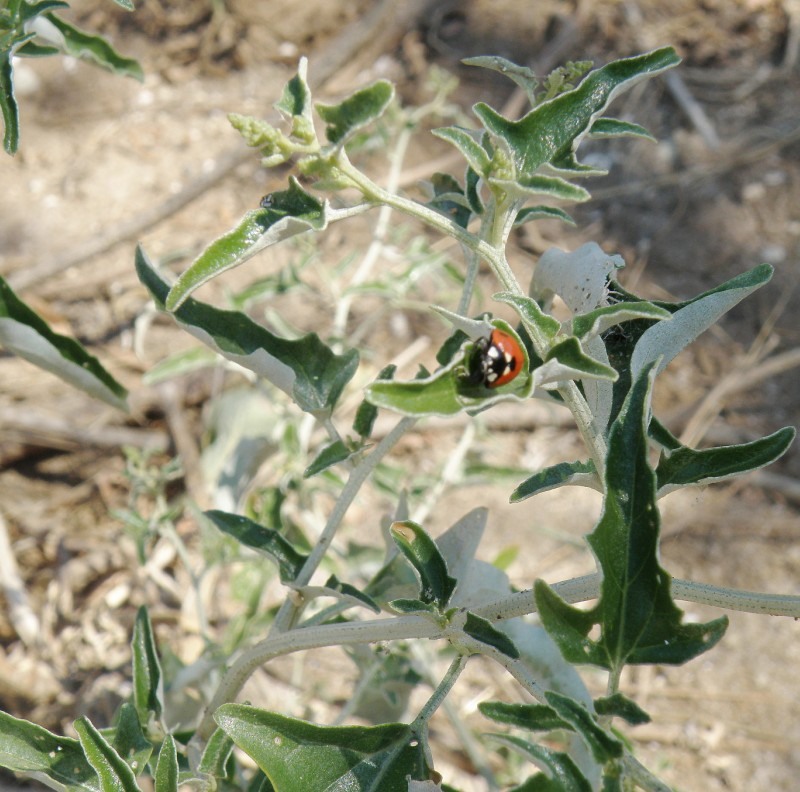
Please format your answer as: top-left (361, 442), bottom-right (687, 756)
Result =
top-left (0, 511), bottom-right (41, 647)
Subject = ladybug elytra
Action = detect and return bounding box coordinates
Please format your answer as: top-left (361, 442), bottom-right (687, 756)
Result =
top-left (470, 328), bottom-right (524, 388)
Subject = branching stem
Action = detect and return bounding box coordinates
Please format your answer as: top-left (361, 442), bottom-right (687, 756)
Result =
top-left (187, 567), bottom-right (800, 762)
top-left (336, 154), bottom-right (608, 472)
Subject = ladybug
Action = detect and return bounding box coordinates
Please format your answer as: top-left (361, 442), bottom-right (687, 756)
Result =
top-left (469, 328), bottom-right (524, 389)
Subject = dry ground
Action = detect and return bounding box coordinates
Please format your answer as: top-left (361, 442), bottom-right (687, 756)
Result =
top-left (1, 1), bottom-right (799, 790)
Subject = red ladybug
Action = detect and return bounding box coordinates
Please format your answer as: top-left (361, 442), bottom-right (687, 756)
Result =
top-left (470, 328), bottom-right (524, 388)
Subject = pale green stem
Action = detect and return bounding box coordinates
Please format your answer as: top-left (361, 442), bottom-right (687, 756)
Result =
top-left (272, 416), bottom-right (417, 633)
top-left (671, 578), bottom-right (800, 616)
top-left (336, 155), bottom-right (507, 281)
top-left (188, 569), bottom-right (800, 759)
top-left (412, 654), bottom-right (469, 729)
top-left (409, 642), bottom-right (499, 788)
top-left (189, 417), bottom-right (419, 758)
top-left (455, 630), bottom-right (549, 704)
top-left (606, 665), bottom-right (623, 697)
top-left (332, 122), bottom-right (415, 339)
top-left (471, 573), bottom-right (800, 621)
top-left (190, 611), bottom-right (445, 752)
top-left (457, 243), bottom-right (480, 316)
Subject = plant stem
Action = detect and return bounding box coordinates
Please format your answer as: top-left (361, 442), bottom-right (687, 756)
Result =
top-left (412, 654), bottom-right (469, 728)
top-left (408, 644), bottom-right (498, 788)
top-left (191, 416), bottom-right (420, 755)
top-left (471, 573), bottom-right (800, 621)
top-left (457, 243), bottom-right (480, 316)
top-left (671, 577), bottom-right (800, 617)
top-left (337, 154), bottom-right (507, 279)
top-left (272, 415), bottom-right (417, 633)
top-left (332, 121), bottom-right (415, 339)
top-left (456, 630), bottom-right (549, 704)
top-left (188, 567), bottom-right (800, 760)
top-left (190, 611), bottom-right (446, 753)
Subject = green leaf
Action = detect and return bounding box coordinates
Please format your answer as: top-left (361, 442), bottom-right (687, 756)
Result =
top-left (18, 1), bottom-right (71, 21)
top-left (274, 58), bottom-right (315, 143)
top-left (593, 694), bottom-right (650, 726)
top-left (589, 118), bottom-right (654, 140)
top-left (205, 510), bottom-right (307, 584)
top-left (312, 575), bottom-right (381, 614)
top-left (431, 126), bottom-right (492, 174)
top-left (15, 40), bottom-right (61, 57)
top-left (598, 264), bottom-right (775, 434)
top-left (544, 692), bottom-right (622, 763)
top-left (1, 51), bottom-right (20, 154)
top-left (656, 426), bottom-right (796, 492)
top-left (197, 728), bottom-right (234, 778)
top-left (365, 364), bottom-right (465, 417)
top-left (73, 717), bottom-right (140, 792)
top-left (131, 606), bottom-right (163, 724)
top-left (508, 774), bottom-right (569, 791)
top-left (316, 80), bottom-right (394, 146)
top-left (631, 263), bottom-right (773, 379)
top-left (472, 48), bottom-right (679, 176)
top-left (462, 612), bottom-right (519, 658)
top-left (166, 179), bottom-right (326, 309)
top-left (489, 174), bottom-right (590, 203)
top-left (536, 364), bottom-right (729, 670)
top-left (487, 735), bottom-right (592, 792)
top-left (534, 580), bottom-right (604, 666)
top-left (353, 365), bottom-right (395, 437)
top-left (0, 711), bottom-right (99, 791)
top-left (571, 302), bottom-right (671, 339)
top-left (303, 439), bottom-right (359, 478)
top-left (594, 363), bottom-right (727, 666)
top-left (479, 701), bottom-right (570, 732)
top-left (514, 205), bottom-right (576, 227)
top-left (215, 704), bottom-right (431, 791)
top-left (588, 367), bottom-right (727, 668)
top-left (428, 171), bottom-right (472, 229)
top-left (464, 56), bottom-right (539, 106)
top-left (137, 247), bottom-right (358, 415)
top-left (545, 337), bottom-right (618, 381)
top-left (493, 293), bottom-right (560, 341)
top-left (510, 460), bottom-right (598, 501)
top-left (465, 165), bottom-right (484, 216)
top-left (154, 736), bottom-right (178, 792)
top-left (44, 14), bottom-right (143, 80)
top-left (110, 704), bottom-right (152, 774)
top-left (247, 771), bottom-right (276, 792)
top-left (648, 416), bottom-right (682, 452)
top-left (390, 520), bottom-right (456, 609)
top-left (387, 598), bottom-right (441, 615)
top-left (0, 275), bottom-right (128, 409)
top-left (365, 334), bottom-right (531, 417)
top-left (111, 0), bottom-right (135, 10)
